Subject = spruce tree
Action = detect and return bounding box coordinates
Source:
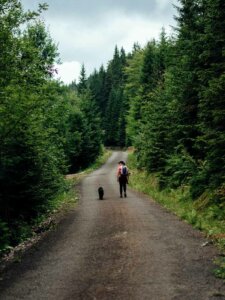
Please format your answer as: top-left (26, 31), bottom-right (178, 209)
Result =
top-left (172, 0), bottom-right (203, 156)
top-left (191, 0), bottom-right (225, 197)
top-left (103, 46), bottom-right (127, 146)
top-left (124, 47), bottom-right (144, 144)
top-left (77, 66), bottom-right (103, 166)
top-left (77, 64), bottom-right (87, 94)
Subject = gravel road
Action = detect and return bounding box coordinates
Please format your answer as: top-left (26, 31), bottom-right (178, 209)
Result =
top-left (0, 151), bottom-right (224, 300)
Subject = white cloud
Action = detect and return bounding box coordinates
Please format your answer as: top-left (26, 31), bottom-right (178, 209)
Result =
top-left (55, 61), bottom-right (81, 84)
top-left (21, 0), bottom-right (178, 84)
top-left (50, 11), bottom-right (174, 83)
top-left (103, 13), bottom-right (168, 50)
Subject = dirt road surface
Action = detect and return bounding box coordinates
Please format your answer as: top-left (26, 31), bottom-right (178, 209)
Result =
top-left (0, 151), bottom-right (224, 300)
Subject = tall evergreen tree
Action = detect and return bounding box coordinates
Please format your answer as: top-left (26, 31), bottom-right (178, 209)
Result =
top-left (77, 66), bottom-right (103, 166)
top-left (100, 46), bottom-right (127, 146)
top-left (124, 47), bottom-right (144, 144)
top-left (88, 65), bottom-right (108, 122)
top-left (191, 0), bottom-right (225, 197)
top-left (138, 36), bottom-right (172, 171)
top-left (172, 0), bottom-right (204, 156)
top-left (77, 64), bottom-right (87, 94)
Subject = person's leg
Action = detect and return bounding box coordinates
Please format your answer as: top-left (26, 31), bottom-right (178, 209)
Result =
top-left (120, 178), bottom-right (126, 197)
top-left (119, 179), bottom-right (123, 197)
top-left (123, 182), bottom-right (127, 197)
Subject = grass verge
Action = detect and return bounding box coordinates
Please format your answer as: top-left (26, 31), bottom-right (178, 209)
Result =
top-left (127, 152), bottom-right (225, 280)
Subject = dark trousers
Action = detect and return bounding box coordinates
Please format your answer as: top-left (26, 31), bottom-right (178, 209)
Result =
top-left (119, 176), bottom-right (127, 196)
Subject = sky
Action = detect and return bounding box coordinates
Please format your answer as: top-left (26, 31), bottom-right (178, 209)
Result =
top-left (20, 0), bottom-right (178, 84)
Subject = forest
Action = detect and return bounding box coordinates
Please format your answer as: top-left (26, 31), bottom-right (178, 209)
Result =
top-left (0, 0), bottom-right (225, 252)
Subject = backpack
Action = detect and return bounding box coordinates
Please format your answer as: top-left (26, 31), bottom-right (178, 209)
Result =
top-left (121, 165), bottom-right (128, 176)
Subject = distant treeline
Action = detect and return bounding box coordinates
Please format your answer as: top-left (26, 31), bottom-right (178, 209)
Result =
top-left (86, 0), bottom-right (225, 207)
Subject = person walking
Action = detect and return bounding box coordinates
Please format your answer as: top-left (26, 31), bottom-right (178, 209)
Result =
top-left (117, 160), bottom-right (129, 198)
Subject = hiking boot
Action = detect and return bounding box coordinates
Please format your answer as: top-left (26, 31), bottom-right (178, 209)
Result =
top-left (124, 193), bottom-right (127, 198)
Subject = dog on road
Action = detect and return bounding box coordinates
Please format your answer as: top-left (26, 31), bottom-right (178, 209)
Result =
top-left (98, 186), bottom-right (104, 200)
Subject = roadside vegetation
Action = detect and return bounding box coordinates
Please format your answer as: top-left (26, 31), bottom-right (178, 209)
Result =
top-left (128, 152), bottom-right (225, 279)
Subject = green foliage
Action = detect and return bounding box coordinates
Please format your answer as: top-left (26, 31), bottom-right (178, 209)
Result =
top-left (128, 152), bottom-right (225, 250)
top-left (161, 148), bottom-right (197, 189)
top-left (124, 48), bottom-right (144, 144)
top-left (0, 2), bottom-right (103, 252)
top-left (88, 46), bottom-right (128, 147)
top-left (78, 89), bottom-right (103, 168)
top-left (125, 32), bottom-right (173, 173)
top-left (77, 64), bottom-right (87, 93)
top-left (0, 82), bottom-right (67, 221)
top-left (122, 0), bottom-right (225, 208)
top-left (88, 65), bottom-right (108, 123)
top-left (214, 258), bottom-right (225, 280)
top-left (104, 87), bottom-right (121, 145)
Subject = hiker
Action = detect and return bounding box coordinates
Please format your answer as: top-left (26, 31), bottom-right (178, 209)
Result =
top-left (117, 160), bottom-right (129, 198)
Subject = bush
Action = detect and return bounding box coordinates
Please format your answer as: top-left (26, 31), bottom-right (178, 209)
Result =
top-left (190, 170), bottom-right (209, 199)
top-left (160, 149), bottom-right (196, 189)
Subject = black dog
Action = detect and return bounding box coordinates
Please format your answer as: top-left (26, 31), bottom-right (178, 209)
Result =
top-left (98, 187), bottom-right (104, 200)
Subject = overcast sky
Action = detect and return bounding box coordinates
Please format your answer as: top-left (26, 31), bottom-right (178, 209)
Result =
top-left (20, 0), bottom-right (178, 84)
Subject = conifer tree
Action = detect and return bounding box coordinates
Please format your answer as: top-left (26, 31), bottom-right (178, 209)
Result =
top-left (191, 0), bottom-right (225, 197)
top-left (88, 65), bottom-right (108, 122)
top-left (124, 46), bottom-right (144, 144)
top-left (102, 46), bottom-right (127, 146)
top-left (77, 64), bottom-right (87, 94)
top-left (172, 0), bottom-right (203, 156)
top-left (77, 66), bottom-right (103, 166)
top-left (126, 35), bottom-right (168, 170)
